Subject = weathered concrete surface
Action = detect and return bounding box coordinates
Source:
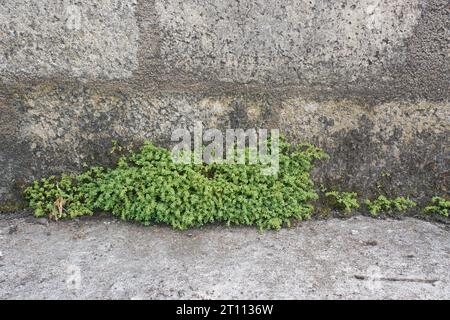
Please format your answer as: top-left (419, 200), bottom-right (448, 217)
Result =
top-left (0, 212), bottom-right (449, 299)
top-left (0, 0), bottom-right (139, 80)
top-left (282, 100), bottom-right (450, 200)
top-left (156, 0), bottom-right (424, 86)
top-left (0, 0), bottom-right (449, 203)
top-left (0, 84), bottom-right (448, 205)
top-left (1, 0), bottom-right (448, 99)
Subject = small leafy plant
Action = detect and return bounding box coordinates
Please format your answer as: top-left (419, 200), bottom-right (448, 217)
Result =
top-left (24, 174), bottom-right (93, 220)
top-left (325, 191), bottom-right (360, 214)
top-left (423, 196), bottom-right (449, 217)
top-left (24, 140), bottom-right (328, 230)
top-left (365, 196), bottom-right (416, 216)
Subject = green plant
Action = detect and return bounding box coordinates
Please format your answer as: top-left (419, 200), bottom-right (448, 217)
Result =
top-left (24, 174), bottom-right (93, 220)
top-left (365, 195), bottom-right (416, 216)
top-left (24, 140), bottom-right (328, 230)
top-left (325, 191), bottom-right (360, 214)
top-left (423, 196), bottom-right (449, 217)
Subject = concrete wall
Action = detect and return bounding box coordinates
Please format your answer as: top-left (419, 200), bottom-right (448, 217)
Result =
top-left (0, 0), bottom-right (449, 204)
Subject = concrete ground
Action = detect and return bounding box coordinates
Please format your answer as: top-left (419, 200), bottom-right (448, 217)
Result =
top-left (0, 211), bottom-right (449, 300)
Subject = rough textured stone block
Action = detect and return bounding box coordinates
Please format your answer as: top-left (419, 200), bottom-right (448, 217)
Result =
top-left (0, 0), bottom-right (139, 80)
top-left (0, 0), bottom-right (448, 204)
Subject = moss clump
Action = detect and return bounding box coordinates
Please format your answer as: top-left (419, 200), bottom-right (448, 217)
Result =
top-left (24, 140), bottom-right (328, 230)
top-left (0, 200), bottom-right (26, 213)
